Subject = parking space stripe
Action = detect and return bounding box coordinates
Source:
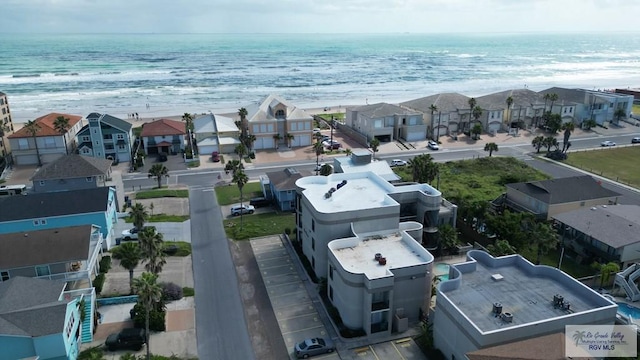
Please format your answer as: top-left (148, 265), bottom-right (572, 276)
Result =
top-left (278, 312), bottom-right (319, 322)
top-left (391, 341), bottom-right (407, 360)
top-left (370, 346), bottom-right (381, 360)
top-left (281, 325), bottom-right (325, 335)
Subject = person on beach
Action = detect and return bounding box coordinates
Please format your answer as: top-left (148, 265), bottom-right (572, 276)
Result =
top-left (136, 113), bottom-right (139, 120)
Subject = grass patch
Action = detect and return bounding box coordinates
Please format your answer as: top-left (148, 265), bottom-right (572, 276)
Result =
top-left (394, 157), bottom-right (550, 204)
top-left (224, 212), bottom-right (295, 240)
top-left (562, 147), bottom-right (640, 188)
top-left (633, 104), bottom-right (640, 115)
top-left (165, 241), bottom-right (191, 256)
top-left (0, 179), bottom-right (5, 184)
top-left (135, 189), bottom-right (189, 199)
top-left (187, 160), bottom-right (200, 168)
top-left (519, 246), bottom-right (595, 278)
top-left (183, 287), bottom-right (195, 297)
top-left (215, 182), bottom-right (263, 205)
top-left (125, 214), bottom-right (190, 223)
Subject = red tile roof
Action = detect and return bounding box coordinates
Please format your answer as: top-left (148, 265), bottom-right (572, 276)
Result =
top-left (9, 113), bottom-right (83, 138)
top-left (140, 118), bottom-right (186, 137)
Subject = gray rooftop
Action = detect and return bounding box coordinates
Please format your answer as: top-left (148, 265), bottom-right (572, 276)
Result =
top-left (86, 112), bottom-right (132, 132)
top-left (441, 250), bottom-right (615, 333)
top-left (349, 102), bottom-right (420, 118)
top-left (31, 154), bottom-right (112, 180)
top-left (0, 225), bottom-right (93, 269)
top-left (506, 175), bottom-right (620, 205)
top-left (266, 168), bottom-right (312, 191)
top-left (400, 93), bottom-right (471, 113)
top-left (553, 205), bottom-right (640, 248)
top-left (0, 277), bottom-right (68, 337)
top-left (477, 89), bottom-right (545, 110)
top-left (0, 187), bottom-right (111, 222)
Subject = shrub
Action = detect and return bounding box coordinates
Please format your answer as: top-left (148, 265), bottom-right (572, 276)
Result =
top-left (93, 273), bottom-right (105, 294)
top-left (161, 282), bottom-right (184, 301)
top-left (183, 287), bottom-right (195, 297)
top-left (99, 256), bottom-right (111, 273)
top-left (284, 228), bottom-right (292, 235)
top-left (78, 346), bottom-right (105, 360)
top-left (249, 152), bottom-right (256, 159)
top-left (133, 303), bottom-right (166, 331)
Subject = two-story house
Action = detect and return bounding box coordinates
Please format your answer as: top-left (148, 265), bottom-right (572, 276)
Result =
top-left (8, 113), bottom-right (84, 166)
top-left (345, 103), bottom-right (426, 143)
top-left (140, 118), bottom-right (186, 155)
top-left (76, 113), bottom-right (133, 162)
top-left (0, 277), bottom-right (96, 359)
top-left (400, 93), bottom-right (472, 139)
top-left (540, 87), bottom-right (633, 126)
top-left (193, 113), bottom-right (241, 155)
top-left (243, 94), bottom-right (313, 149)
top-left (262, 167), bottom-right (312, 211)
top-left (0, 187), bottom-right (119, 250)
top-left (31, 154), bottom-right (112, 193)
top-left (0, 92), bottom-right (15, 166)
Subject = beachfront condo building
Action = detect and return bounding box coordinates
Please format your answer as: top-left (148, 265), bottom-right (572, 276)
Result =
top-left (0, 92), bottom-right (14, 166)
top-left (294, 171), bottom-right (457, 336)
top-left (434, 250), bottom-right (617, 360)
top-left (193, 113), bottom-right (241, 155)
top-left (242, 94), bottom-right (313, 150)
top-left (540, 87), bottom-right (634, 126)
top-left (8, 113), bottom-right (84, 166)
top-left (76, 113), bottom-right (133, 163)
top-left (345, 103), bottom-right (426, 143)
top-left (400, 93), bottom-right (473, 139)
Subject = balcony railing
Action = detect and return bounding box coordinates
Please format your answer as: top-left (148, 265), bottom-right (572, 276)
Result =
top-left (504, 199), bottom-right (545, 219)
top-left (372, 301), bottom-right (390, 311)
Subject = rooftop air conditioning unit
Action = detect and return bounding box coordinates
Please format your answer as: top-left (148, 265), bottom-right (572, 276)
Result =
top-left (501, 312), bottom-right (513, 323)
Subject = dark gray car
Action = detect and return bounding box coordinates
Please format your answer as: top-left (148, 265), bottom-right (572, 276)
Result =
top-left (294, 337), bottom-right (335, 358)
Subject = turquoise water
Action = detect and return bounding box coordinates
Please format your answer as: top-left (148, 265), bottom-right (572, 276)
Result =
top-left (435, 263), bottom-right (450, 281)
top-left (2, 32), bottom-right (640, 121)
top-left (617, 302), bottom-right (640, 320)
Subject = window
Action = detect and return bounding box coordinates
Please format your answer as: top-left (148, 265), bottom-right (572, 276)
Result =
top-left (81, 148), bottom-right (90, 154)
top-left (253, 125), bottom-right (260, 133)
top-left (1, 271), bottom-right (9, 281)
top-left (82, 136), bottom-right (90, 142)
top-left (33, 219), bottom-right (40, 226)
top-left (312, 219), bottom-right (315, 231)
top-left (329, 266), bottom-right (333, 280)
top-left (117, 134), bottom-right (125, 140)
top-left (275, 109), bottom-right (285, 118)
top-left (105, 144), bottom-right (114, 150)
top-left (304, 122), bottom-right (311, 130)
top-left (35, 265), bottom-right (50, 277)
top-left (291, 122), bottom-right (297, 131)
top-left (86, 176), bottom-right (93, 182)
top-left (268, 124), bottom-right (274, 132)
top-left (312, 237), bottom-right (315, 250)
top-left (40, 219), bottom-right (46, 225)
top-left (373, 119), bottom-right (383, 128)
top-left (103, 134), bottom-right (112, 140)
top-left (118, 144), bottom-right (126, 150)
top-left (18, 138), bottom-right (28, 149)
top-left (66, 313), bottom-right (75, 338)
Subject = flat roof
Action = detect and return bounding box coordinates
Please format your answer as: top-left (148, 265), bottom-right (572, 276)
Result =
top-left (442, 251), bottom-right (614, 333)
top-left (296, 172), bottom-right (397, 214)
top-left (334, 157), bottom-right (400, 181)
top-left (332, 231), bottom-right (431, 279)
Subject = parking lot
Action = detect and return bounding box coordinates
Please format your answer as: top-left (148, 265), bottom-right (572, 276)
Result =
top-left (251, 236), bottom-right (427, 360)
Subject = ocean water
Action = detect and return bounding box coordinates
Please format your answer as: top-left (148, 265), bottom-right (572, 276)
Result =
top-left (2, 32), bottom-right (640, 122)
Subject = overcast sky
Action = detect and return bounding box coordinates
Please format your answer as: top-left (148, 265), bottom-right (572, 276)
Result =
top-left (2, 0), bottom-right (638, 34)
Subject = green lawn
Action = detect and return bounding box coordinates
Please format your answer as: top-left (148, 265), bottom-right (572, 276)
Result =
top-left (563, 146), bottom-right (640, 188)
top-left (394, 157), bottom-right (550, 204)
top-left (125, 214), bottom-right (190, 223)
top-left (164, 241), bottom-right (192, 256)
top-left (224, 212), bottom-right (295, 240)
top-left (215, 182), bottom-right (263, 205)
top-left (135, 189), bottom-right (190, 199)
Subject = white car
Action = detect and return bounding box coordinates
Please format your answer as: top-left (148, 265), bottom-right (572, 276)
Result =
top-left (230, 204), bottom-right (255, 216)
top-left (389, 159), bottom-right (407, 167)
top-left (313, 128), bottom-right (322, 134)
top-left (428, 140), bottom-right (440, 150)
top-left (121, 228), bottom-right (140, 241)
top-left (601, 140), bottom-right (616, 147)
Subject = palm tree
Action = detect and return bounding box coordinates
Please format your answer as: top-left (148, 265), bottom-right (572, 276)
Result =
top-left (53, 115), bottom-right (71, 155)
top-left (345, 148), bottom-right (352, 156)
top-left (530, 222), bottom-right (559, 265)
top-left (285, 133), bottom-right (295, 148)
top-left (595, 262), bottom-right (620, 288)
top-left (543, 93), bottom-right (551, 113)
top-left (272, 133), bottom-right (282, 148)
top-left (224, 159), bottom-right (244, 176)
top-left (487, 239), bottom-right (517, 257)
top-left (466, 97), bottom-right (477, 133)
top-left (148, 163), bottom-right (169, 189)
top-left (128, 203), bottom-right (148, 231)
top-left (429, 104), bottom-right (438, 140)
top-left (233, 170), bottom-right (249, 230)
top-left (245, 134), bottom-right (256, 151)
top-left (238, 107), bottom-right (248, 140)
top-left (112, 242), bottom-right (142, 293)
top-left (484, 142), bottom-right (498, 157)
top-left (614, 108), bottom-right (626, 125)
top-left (505, 96), bottom-right (513, 124)
top-left (24, 120), bottom-right (42, 167)
top-left (532, 136), bottom-right (545, 153)
top-left (313, 140), bottom-right (324, 172)
top-left (542, 136), bottom-right (559, 152)
top-left (235, 143), bottom-right (247, 159)
top-left (408, 154), bottom-right (439, 184)
top-left (182, 113), bottom-right (194, 154)
top-left (369, 138), bottom-right (380, 159)
top-left (438, 224), bottom-right (458, 255)
top-left (132, 272), bottom-right (162, 360)
top-left (548, 93), bottom-right (559, 113)
top-left (319, 163), bottom-right (333, 176)
top-left (561, 122), bottom-right (575, 152)
top-left (139, 227), bottom-right (166, 274)
top-left (470, 123), bottom-right (483, 140)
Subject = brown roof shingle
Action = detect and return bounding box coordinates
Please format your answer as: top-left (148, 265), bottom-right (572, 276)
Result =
top-left (8, 113), bottom-right (82, 138)
top-left (140, 118), bottom-right (186, 137)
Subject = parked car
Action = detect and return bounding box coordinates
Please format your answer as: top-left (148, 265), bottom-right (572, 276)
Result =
top-left (249, 197), bottom-right (271, 208)
top-left (121, 228), bottom-right (140, 241)
top-left (323, 140), bottom-right (341, 149)
top-left (294, 337), bottom-right (335, 359)
top-left (601, 140), bottom-right (616, 147)
top-left (389, 159), bottom-right (407, 167)
top-left (313, 128), bottom-right (322, 134)
top-left (211, 151), bottom-right (220, 162)
top-left (105, 328), bottom-right (146, 352)
top-left (231, 204), bottom-right (255, 216)
top-left (632, 137), bottom-right (640, 144)
top-left (428, 140), bottom-right (440, 150)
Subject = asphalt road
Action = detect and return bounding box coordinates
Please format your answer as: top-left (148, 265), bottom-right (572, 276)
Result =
top-left (189, 186), bottom-right (256, 360)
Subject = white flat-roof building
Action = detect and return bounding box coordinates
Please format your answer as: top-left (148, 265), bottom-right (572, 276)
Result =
top-left (332, 149), bottom-right (400, 182)
top-left (434, 250), bottom-right (617, 360)
top-left (328, 225), bottom-right (433, 336)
